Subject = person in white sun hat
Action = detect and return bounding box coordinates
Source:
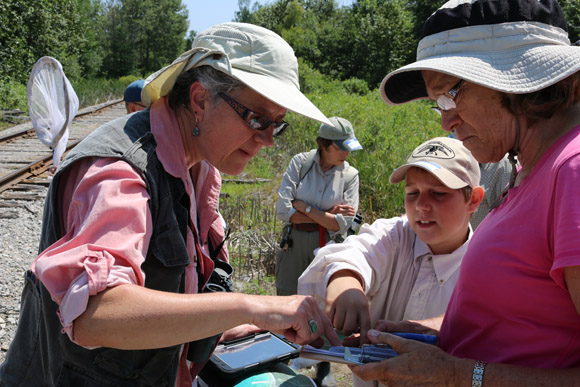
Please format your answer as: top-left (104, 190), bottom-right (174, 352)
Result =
top-left (0, 22), bottom-right (339, 386)
top-left (349, 0), bottom-right (580, 386)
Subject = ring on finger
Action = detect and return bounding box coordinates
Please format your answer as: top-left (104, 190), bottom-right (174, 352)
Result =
top-left (309, 319), bottom-right (318, 334)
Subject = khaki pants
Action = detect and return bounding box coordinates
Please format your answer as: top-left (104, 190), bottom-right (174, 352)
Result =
top-left (275, 228), bottom-right (329, 295)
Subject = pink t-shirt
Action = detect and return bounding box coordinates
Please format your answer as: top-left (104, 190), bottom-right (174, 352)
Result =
top-left (440, 124), bottom-right (580, 368)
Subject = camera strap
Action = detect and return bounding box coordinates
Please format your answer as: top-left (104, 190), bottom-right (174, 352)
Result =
top-left (208, 227), bottom-right (231, 261)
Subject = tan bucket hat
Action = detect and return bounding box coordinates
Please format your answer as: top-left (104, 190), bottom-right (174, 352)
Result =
top-left (142, 22), bottom-right (331, 125)
top-left (390, 137), bottom-right (480, 189)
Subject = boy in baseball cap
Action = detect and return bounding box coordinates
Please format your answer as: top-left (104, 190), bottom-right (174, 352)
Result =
top-left (298, 137), bottom-right (483, 387)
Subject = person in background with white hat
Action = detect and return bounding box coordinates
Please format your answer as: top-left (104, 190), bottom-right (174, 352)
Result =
top-left (350, 0), bottom-right (580, 386)
top-left (123, 79), bottom-right (146, 114)
top-left (298, 137), bottom-right (483, 387)
top-left (0, 22), bottom-right (340, 386)
top-left (275, 116), bottom-right (362, 386)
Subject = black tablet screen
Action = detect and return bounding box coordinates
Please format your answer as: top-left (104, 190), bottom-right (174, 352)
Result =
top-left (213, 333), bottom-right (297, 369)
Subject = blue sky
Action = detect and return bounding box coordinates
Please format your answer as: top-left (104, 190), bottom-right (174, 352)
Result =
top-left (184, 0), bottom-right (355, 34)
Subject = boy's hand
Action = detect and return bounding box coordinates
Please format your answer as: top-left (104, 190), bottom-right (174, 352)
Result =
top-left (325, 270), bottom-right (371, 344)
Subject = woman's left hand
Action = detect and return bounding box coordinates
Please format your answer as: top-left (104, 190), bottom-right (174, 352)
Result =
top-left (328, 204), bottom-right (356, 217)
top-left (350, 329), bottom-right (457, 386)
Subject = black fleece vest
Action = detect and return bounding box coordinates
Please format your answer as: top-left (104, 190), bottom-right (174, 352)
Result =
top-left (0, 111), bottom-right (194, 386)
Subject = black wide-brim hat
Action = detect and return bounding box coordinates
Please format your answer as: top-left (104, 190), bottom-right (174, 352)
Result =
top-left (381, 0), bottom-right (580, 105)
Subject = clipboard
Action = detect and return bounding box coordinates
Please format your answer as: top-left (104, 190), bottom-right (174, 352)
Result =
top-left (299, 332), bottom-right (438, 365)
top-left (300, 344), bottom-right (398, 365)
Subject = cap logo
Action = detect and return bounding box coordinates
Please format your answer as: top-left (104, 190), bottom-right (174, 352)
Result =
top-left (412, 141), bottom-right (455, 159)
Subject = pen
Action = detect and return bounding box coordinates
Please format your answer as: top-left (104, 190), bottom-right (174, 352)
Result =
top-left (391, 332), bottom-right (438, 345)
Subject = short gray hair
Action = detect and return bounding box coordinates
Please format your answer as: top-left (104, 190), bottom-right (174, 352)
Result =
top-left (168, 66), bottom-right (245, 110)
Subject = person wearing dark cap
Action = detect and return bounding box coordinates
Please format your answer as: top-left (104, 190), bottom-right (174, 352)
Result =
top-left (123, 79), bottom-right (146, 113)
top-left (0, 22), bottom-right (340, 386)
top-left (350, 0), bottom-right (580, 386)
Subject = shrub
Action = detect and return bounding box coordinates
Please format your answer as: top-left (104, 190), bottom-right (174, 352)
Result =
top-left (0, 78), bottom-right (28, 112)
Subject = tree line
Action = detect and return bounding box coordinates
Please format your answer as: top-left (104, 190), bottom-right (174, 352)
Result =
top-left (1, 0), bottom-right (192, 85)
top-left (1, 0), bottom-right (579, 95)
top-left (236, 0), bottom-right (580, 89)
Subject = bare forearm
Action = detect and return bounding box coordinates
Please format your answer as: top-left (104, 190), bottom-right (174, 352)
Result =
top-left (291, 200), bottom-right (339, 231)
top-left (74, 284), bottom-right (340, 350)
top-left (74, 285), bottom-right (258, 349)
top-left (306, 206), bottom-right (340, 231)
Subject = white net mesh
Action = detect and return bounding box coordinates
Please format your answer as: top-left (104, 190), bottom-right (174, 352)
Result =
top-left (27, 56), bottom-right (79, 171)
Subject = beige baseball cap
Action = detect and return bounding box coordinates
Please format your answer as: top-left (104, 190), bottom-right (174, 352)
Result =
top-left (318, 117), bottom-right (363, 152)
top-left (142, 22), bottom-right (331, 125)
top-left (389, 137), bottom-right (480, 189)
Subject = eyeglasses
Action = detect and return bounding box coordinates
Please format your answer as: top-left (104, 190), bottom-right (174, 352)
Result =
top-left (218, 92), bottom-right (289, 137)
top-left (431, 79), bottom-right (464, 114)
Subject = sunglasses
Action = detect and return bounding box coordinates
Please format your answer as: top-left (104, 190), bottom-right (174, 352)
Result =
top-left (431, 79), bottom-right (464, 115)
top-left (218, 92), bottom-right (289, 137)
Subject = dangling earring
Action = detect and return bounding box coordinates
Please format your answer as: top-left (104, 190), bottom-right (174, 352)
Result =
top-left (192, 113), bottom-right (200, 137)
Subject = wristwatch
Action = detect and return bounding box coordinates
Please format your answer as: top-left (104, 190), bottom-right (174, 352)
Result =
top-left (305, 206), bottom-right (312, 214)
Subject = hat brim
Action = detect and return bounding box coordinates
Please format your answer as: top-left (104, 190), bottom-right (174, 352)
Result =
top-left (381, 23), bottom-right (580, 105)
top-left (389, 161), bottom-right (469, 189)
top-left (231, 68), bottom-right (331, 125)
top-left (142, 49), bottom-right (331, 126)
top-left (335, 137), bottom-right (363, 152)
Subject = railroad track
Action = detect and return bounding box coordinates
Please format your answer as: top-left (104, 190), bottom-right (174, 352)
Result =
top-left (0, 100), bottom-right (127, 215)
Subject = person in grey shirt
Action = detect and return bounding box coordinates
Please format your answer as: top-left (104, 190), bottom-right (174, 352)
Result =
top-left (275, 117), bottom-right (362, 297)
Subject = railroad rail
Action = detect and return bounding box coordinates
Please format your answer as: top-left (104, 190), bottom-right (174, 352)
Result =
top-left (0, 100), bottom-right (127, 203)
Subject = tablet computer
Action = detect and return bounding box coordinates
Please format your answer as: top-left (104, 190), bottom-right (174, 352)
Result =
top-left (205, 332), bottom-right (300, 378)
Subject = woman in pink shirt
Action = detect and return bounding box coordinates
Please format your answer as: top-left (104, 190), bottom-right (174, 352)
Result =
top-left (350, 0), bottom-right (580, 386)
top-left (0, 23), bottom-right (339, 387)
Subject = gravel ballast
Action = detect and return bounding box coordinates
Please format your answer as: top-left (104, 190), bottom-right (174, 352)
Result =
top-left (0, 190), bottom-right (46, 364)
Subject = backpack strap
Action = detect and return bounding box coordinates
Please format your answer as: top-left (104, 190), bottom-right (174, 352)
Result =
top-left (343, 166), bottom-right (358, 188)
top-left (299, 149), bottom-right (318, 182)
top-left (299, 148), bottom-right (358, 191)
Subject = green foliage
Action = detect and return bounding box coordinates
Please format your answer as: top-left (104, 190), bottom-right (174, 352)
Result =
top-left (68, 77), bottom-right (125, 107)
top-left (119, 75), bottom-right (143, 87)
top-left (560, 0), bottom-right (580, 43)
top-left (0, 0), bottom-right (86, 83)
top-left (0, 78), bottom-right (28, 111)
top-left (98, 0), bottom-right (188, 77)
top-left (342, 78), bottom-right (370, 95)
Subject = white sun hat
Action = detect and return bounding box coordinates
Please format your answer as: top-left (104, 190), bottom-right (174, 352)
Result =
top-left (381, 0), bottom-right (580, 105)
top-left (142, 22), bottom-right (331, 125)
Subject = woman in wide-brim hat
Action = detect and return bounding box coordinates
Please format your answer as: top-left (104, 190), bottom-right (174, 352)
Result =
top-left (351, 0), bottom-right (580, 385)
top-left (0, 22), bottom-right (339, 386)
